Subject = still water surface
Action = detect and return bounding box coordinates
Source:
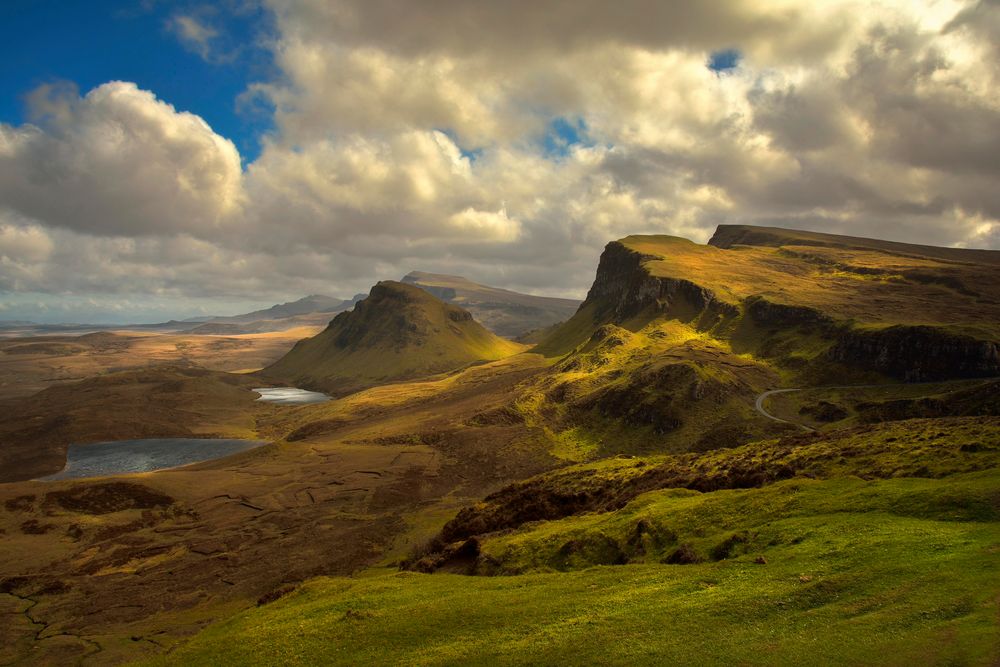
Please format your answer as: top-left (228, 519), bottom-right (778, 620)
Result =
top-left (253, 387), bottom-right (331, 405)
top-left (41, 438), bottom-right (269, 480)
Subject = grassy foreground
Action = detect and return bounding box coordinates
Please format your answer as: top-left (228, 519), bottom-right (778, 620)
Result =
top-left (150, 469), bottom-right (1000, 666)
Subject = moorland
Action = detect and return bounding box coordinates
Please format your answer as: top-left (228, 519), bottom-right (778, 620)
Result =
top-left (0, 224), bottom-right (997, 665)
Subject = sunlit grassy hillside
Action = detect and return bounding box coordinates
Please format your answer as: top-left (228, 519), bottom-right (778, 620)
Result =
top-left (525, 229), bottom-right (999, 457)
top-left (634, 235), bottom-right (999, 335)
top-left (538, 230), bottom-right (1000, 357)
top-left (151, 417), bottom-right (1000, 666)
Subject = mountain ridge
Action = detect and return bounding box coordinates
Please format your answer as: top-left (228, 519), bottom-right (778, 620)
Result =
top-left (709, 224), bottom-right (1000, 264)
top-left (401, 270), bottom-right (580, 338)
top-left (535, 230), bottom-right (1000, 381)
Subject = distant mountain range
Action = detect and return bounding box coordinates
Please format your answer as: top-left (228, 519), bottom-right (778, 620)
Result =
top-left (0, 274), bottom-right (580, 339)
top-left (182, 294), bottom-right (367, 335)
top-left (188, 271), bottom-right (581, 339)
top-left (209, 294), bottom-right (352, 323)
top-left (401, 271), bottom-right (580, 338)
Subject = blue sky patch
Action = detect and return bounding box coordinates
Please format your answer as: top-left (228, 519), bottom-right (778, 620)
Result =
top-left (708, 49), bottom-right (741, 73)
top-left (434, 128), bottom-right (483, 162)
top-left (0, 0), bottom-right (274, 162)
top-left (542, 116), bottom-right (591, 158)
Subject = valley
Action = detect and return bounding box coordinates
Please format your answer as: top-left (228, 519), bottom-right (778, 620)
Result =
top-left (0, 225), bottom-right (997, 665)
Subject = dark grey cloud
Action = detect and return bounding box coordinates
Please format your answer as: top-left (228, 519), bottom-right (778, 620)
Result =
top-left (268, 0), bottom-right (848, 61)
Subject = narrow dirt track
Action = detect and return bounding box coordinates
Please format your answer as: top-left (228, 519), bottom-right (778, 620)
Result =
top-left (754, 377), bottom-right (999, 433)
top-left (754, 388), bottom-right (817, 432)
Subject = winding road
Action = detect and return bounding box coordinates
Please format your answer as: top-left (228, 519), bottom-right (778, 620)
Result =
top-left (754, 377), bottom-right (999, 433)
top-left (754, 388), bottom-right (818, 432)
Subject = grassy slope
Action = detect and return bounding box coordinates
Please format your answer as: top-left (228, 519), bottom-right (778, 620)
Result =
top-left (263, 281), bottom-right (523, 395)
top-left (477, 433), bottom-right (1000, 573)
top-left (149, 417), bottom-right (1000, 666)
top-left (517, 319), bottom-right (785, 457)
top-left (154, 476), bottom-right (1000, 666)
top-left (418, 416), bottom-right (998, 549)
top-left (523, 230), bottom-right (999, 458)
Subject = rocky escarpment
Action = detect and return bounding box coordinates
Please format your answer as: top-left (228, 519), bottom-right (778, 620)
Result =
top-left (405, 416), bottom-right (1000, 573)
top-left (829, 326), bottom-right (1000, 381)
top-left (540, 231), bottom-right (1000, 385)
top-left (745, 296), bottom-right (834, 330)
top-left (582, 241), bottom-right (739, 325)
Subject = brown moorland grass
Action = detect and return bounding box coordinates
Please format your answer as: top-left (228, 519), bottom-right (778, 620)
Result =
top-left (0, 326), bottom-right (322, 401)
top-left (0, 354), bottom-right (557, 664)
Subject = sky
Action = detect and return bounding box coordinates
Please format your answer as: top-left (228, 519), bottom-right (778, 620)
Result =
top-left (0, 0), bottom-right (998, 323)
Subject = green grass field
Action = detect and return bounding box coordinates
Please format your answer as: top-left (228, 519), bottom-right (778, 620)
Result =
top-left (151, 462), bottom-right (1000, 666)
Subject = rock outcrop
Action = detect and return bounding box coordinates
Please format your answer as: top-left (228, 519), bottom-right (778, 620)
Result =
top-left (538, 230), bottom-right (999, 385)
top-left (829, 326), bottom-right (1000, 381)
top-left (580, 241), bottom-right (738, 325)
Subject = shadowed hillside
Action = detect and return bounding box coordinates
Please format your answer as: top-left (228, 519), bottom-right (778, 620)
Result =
top-left (262, 281), bottom-right (524, 395)
top-left (402, 271), bottom-right (580, 338)
top-left (222, 295), bottom-right (347, 323)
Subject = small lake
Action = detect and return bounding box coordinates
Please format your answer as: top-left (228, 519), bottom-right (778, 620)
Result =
top-left (253, 387), bottom-right (331, 405)
top-left (40, 438), bottom-right (269, 481)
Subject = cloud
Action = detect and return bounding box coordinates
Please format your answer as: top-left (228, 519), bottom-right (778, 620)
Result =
top-left (0, 81), bottom-right (244, 239)
top-left (1, 0), bottom-right (999, 320)
top-left (166, 14), bottom-right (220, 60)
top-left (265, 0), bottom-right (851, 63)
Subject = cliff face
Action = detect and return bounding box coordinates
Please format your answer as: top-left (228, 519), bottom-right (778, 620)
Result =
top-left (582, 241), bottom-right (738, 325)
top-left (829, 326), bottom-right (1000, 381)
top-left (538, 231), bottom-right (1000, 385)
top-left (745, 296), bottom-right (833, 329)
